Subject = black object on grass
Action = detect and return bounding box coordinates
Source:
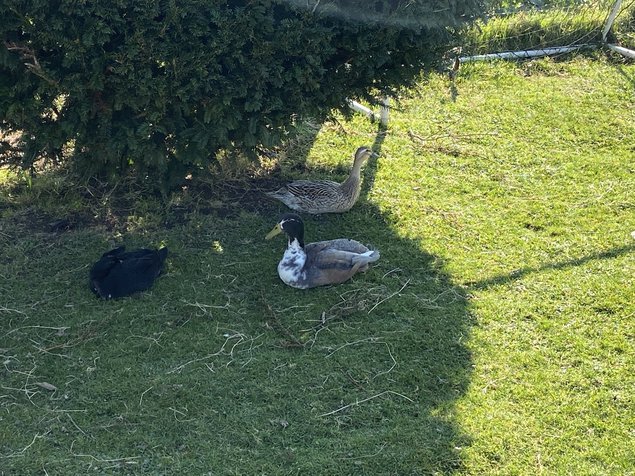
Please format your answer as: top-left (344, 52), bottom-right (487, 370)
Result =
top-left (89, 246), bottom-right (168, 299)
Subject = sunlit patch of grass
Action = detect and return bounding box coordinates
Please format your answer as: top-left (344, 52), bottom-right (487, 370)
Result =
top-left (0, 167), bottom-right (15, 182)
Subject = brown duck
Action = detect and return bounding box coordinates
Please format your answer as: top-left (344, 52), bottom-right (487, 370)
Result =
top-left (266, 146), bottom-right (375, 214)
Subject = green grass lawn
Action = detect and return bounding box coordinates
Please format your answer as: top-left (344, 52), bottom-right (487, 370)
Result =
top-left (1, 55), bottom-right (634, 474)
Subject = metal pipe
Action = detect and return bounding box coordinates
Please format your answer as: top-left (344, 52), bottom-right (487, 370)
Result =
top-left (602, 0), bottom-right (623, 42)
top-left (347, 99), bottom-right (377, 121)
top-left (460, 45), bottom-right (594, 62)
top-left (607, 43), bottom-right (635, 59)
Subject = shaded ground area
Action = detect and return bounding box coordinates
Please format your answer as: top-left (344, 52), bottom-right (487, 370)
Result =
top-left (0, 121), bottom-right (474, 473)
top-left (0, 173), bottom-right (288, 235)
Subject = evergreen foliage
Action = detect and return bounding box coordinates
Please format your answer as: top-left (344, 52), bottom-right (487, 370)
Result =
top-left (0, 0), bottom-right (481, 182)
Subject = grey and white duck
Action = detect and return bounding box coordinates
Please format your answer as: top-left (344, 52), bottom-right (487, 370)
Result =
top-left (265, 213), bottom-right (379, 289)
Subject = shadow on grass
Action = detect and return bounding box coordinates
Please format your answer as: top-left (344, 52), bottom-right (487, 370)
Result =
top-left (612, 62), bottom-right (635, 89)
top-left (467, 243), bottom-right (635, 290)
top-left (362, 123), bottom-right (388, 197)
top-left (253, 123), bottom-right (474, 472)
top-left (0, 125), bottom-right (472, 473)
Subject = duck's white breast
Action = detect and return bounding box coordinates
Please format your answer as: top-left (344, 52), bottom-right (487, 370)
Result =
top-left (277, 241), bottom-right (307, 289)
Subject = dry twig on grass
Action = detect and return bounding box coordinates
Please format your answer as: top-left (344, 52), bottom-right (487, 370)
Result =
top-left (368, 278), bottom-right (411, 314)
top-left (167, 331), bottom-right (263, 373)
top-left (318, 390), bottom-right (414, 417)
top-left (326, 337), bottom-right (398, 381)
top-left (1, 431), bottom-right (51, 459)
top-left (69, 440), bottom-right (140, 464)
top-left (260, 291), bottom-right (304, 348)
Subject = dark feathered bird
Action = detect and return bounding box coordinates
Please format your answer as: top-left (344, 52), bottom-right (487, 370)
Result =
top-left (89, 246), bottom-right (168, 299)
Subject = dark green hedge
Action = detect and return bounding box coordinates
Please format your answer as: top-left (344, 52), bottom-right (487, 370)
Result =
top-left (1, 0), bottom-right (481, 182)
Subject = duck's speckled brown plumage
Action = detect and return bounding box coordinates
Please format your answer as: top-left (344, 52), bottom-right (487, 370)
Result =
top-left (266, 146), bottom-right (374, 214)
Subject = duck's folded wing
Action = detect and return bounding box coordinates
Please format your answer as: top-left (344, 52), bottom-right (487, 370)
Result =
top-left (120, 249), bottom-right (167, 277)
top-left (286, 180), bottom-right (340, 198)
top-left (307, 240), bottom-right (377, 270)
top-left (307, 239), bottom-right (370, 255)
top-left (303, 247), bottom-right (378, 287)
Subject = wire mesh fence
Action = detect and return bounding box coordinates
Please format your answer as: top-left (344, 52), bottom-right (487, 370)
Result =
top-left (460, 0), bottom-right (634, 59)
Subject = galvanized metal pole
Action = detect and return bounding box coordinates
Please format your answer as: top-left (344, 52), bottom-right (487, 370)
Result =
top-left (602, 0), bottom-right (623, 42)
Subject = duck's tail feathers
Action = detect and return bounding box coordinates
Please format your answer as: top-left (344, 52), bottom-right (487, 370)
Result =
top-left (358, 249), bottom-right (380, 263)
top-left (265, 189), bottom-right (285, 199)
